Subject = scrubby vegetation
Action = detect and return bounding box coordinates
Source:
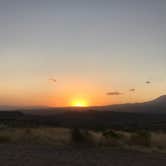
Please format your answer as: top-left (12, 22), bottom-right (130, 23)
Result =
top-left (71, 128), bottom-right (94, 145)
top-left (0, 126), bottom-right (165, 152)
top-left (129, 130), bottom-right (151, 147)
top-left (0, 134), bottom-right (12, 143)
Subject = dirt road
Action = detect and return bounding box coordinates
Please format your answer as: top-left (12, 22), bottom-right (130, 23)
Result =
top-left (0, 144), bottom-right (166, 166)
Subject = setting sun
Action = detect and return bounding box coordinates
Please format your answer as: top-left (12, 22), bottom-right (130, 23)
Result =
top-left (71, 99), bottom-right (89, 107)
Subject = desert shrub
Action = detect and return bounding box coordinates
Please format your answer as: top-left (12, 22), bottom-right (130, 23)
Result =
top-left (0, 134), bottom-right (12, 143)
top-left (24, 128), bottom-right (32, 135)
top-left (71, 128), bottom-right (86, 143)
top-left (129, 130), bottom-right (151, 147)
top-left (0, 123), bottom-right (9, 130)
top-left (70, 128), bottom-right (93, 145)
top-left (20, 128), bottom-right (39, 143)
top-left (93, 126), bottom-right (106, 133)
top-left (100, 130), bottom-right (124, 146)
top-left (103, 130), bottom-right (123, 139)
top-left (22, 128), bottom-right (33, 140)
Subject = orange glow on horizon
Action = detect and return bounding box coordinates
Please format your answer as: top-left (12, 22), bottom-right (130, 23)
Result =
top-left (70, 99), bottom-right (89, 107)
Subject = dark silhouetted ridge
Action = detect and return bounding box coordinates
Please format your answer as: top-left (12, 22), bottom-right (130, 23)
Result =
top-left (149, 95), bottom-right (166, 104)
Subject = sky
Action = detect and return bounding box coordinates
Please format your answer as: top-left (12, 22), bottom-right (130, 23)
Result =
top-left (0, 0), bottom-right (166, 107)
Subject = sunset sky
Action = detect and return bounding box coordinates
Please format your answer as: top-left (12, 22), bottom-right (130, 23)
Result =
top-left (0, 0), bottom-right (166, 107)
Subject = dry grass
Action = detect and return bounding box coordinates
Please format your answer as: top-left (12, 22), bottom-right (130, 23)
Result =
top-left (0, 127), bottom-right (166, 153)
top-left (151, 132), bottom-right (166, 150)
top-left (0, 128), bottom-right (70, 145)
top-left (129, 131), bottom-right (151, 147)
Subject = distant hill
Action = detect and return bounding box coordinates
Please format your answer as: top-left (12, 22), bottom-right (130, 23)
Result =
top-left (1, 95), bottom-right (166, 115)
top-left (0, 105), bottom-right (49, 111)
top-left (99, 95), bottom-right (166, 113)
top-left (0, 105), bottom-right (21, 111)
top-left (0, 111), bottom-right (24, 118)
top-left (0, 96), bottom-right (166, 131)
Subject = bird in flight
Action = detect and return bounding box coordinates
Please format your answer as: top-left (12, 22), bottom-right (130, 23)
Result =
top-left (146, 81), bottom-right (151, 84)
top-left (49, 78), bottom-right (57, 83)
top-left (129, 88), bottom-right (136, 92)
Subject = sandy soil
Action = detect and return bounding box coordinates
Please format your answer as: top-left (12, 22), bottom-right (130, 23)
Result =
top-left (0, 144), bottom-right (166, 166)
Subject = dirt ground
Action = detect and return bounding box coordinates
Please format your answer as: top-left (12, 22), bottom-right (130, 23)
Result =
top-left (0, 144), bottom-right (166, 166)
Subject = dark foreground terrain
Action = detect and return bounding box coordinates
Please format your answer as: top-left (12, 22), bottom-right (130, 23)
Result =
top-left (0, 144), bottom-right (166, 166)
top-left (1, 111), bottom-right (166, 131)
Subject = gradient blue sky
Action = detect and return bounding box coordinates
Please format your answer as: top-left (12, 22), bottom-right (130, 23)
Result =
top-left (0, 0), bottom-right (166, 106)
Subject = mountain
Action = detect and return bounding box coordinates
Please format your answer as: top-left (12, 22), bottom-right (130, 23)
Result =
top-left (28, 95), bottom-right (166, 114)
top-left (147, 95), bottom-right (166, 105)
top-left (1, 95), bottom-right (166, 114)
top-left (99, 95), bottom-right (166, 113)
top-left (0, 105), bottom-right (49, 111)
top-left (0, 105), bottom-right (21, 111)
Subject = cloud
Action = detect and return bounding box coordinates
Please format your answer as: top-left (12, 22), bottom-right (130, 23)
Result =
top-left (49, 78), bottom-right (56, 83)
top-left (129, 88), bottom-right (136, 92)
top-left (106, 91), bottom-right (123, 96)
top-left (146, 81), bottom-right (151, 84)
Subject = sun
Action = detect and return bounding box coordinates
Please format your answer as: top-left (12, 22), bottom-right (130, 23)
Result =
top-left (71, 99), bottom-right (89, 107)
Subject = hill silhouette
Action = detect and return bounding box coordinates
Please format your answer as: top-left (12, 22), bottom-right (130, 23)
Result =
top-left (0, 95), bottom-right (166, 131)
top-left (1, 95), bottom-right (166, 114)
top-left (100, 95), bottom-right (166, 113)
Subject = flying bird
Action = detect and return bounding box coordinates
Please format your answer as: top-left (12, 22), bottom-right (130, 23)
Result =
top-left (49, 78), bottom-right (57, 83)
top-left (129, 88), bottom-right (136, 92)
top-left (146, 81), bottom-right (151, 84)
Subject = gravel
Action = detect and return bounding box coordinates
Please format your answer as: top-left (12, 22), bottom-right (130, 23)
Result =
top-left (0, 144), bottom-right (166, 166)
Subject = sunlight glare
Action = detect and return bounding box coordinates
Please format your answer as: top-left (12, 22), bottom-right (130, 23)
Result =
top-left (71, 99), bottom-right (89, 107)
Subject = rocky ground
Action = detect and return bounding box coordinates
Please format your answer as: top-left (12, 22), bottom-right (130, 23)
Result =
top-left (0, 144), bottom-right (166, 166)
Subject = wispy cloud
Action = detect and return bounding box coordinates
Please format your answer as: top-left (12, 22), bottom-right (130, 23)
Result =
top-left (106, 91), bottom-right (123, 96)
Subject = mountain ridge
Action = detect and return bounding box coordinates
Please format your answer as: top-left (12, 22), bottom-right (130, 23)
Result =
top-left (0, 95), bottom-right (166, 114)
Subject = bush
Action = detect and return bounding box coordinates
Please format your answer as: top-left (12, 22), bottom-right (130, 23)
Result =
top-left (101, 130), bottom-right (124, 146)
top-left (103, 130), bottom-right (123, 139)
top-left (71, 128), bottom-right (93, 145)
top-left (129, 130), bottom-right (151, 147)
top-left (71, 128), bottom-right (84, 143)
top-left (0, 135), bottom-right (12, 143)
top-left (0, 123), bottom-right (9, 130)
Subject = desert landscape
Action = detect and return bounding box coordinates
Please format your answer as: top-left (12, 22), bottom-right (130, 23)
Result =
top-left (1, 0), bottom-right (166, 165)
top-left (1, 96), bottom-right (166, 165)
top-left (1, 144), bottom-right (166, 166)
top-left (0, 127), bottom-right (166, 166)
top-left (1, 102), bottom-right (166, 166)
